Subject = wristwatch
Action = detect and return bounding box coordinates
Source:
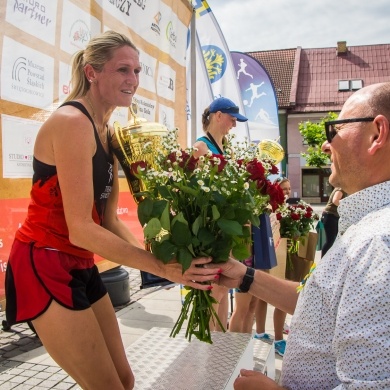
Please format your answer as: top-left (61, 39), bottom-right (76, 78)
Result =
top-left (238, 267), bottom-right (255, 293)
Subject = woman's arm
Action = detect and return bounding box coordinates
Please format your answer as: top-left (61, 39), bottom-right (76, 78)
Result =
top-left (192, 140), bottom-right (209, 158)
top-left (39, 108), bottom-right (218, 289)
top-left (332, 189), bottom-right (344, 206)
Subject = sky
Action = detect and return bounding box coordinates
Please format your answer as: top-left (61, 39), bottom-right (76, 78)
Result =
top-left (206, 0), bottom-right (390, 52)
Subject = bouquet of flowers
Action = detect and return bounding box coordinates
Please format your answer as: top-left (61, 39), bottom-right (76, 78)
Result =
top-left (132, 130), bottom-right (284, 343)
top-left (275, 200), bottom-right (319, 268)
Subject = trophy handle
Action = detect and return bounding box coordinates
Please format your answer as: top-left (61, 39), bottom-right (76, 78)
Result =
top-left (113, 121), bottom-right (132, 166)
top-left (128, 102), bottom-right (147, 126)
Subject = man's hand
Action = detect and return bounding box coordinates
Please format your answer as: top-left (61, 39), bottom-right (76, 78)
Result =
top-left (163, 257), bottom-right (221, 290)
top-left (234, 369), bottom-right (284, 390)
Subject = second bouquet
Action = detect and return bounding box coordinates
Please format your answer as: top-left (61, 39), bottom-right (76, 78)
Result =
top-left (133, 131), bottom-right (284, 343)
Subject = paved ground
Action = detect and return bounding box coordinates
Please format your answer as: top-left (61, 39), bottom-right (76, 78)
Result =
top-left (0, 267), bottom-right (286, 389)
top-left (0, 268), bottom-right (167, 389)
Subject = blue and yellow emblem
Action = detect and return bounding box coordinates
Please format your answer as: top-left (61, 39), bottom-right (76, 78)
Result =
top-left (202, 45), bottom-right (226, 84)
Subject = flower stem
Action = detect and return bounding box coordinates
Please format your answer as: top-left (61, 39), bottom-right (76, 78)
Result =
top-left (170, 287), bottom-right (226, 344)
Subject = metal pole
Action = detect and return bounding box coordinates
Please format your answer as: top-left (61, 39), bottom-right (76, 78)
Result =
top-left (190, 8), bottom-right (197, 146)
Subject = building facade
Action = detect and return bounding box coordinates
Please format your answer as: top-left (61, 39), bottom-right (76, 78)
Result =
top-left (248, 42), bottom-right (390, 202)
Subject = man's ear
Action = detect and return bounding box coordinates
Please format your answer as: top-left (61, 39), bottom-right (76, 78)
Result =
top-left (368, 115), bottom-right (389, 155)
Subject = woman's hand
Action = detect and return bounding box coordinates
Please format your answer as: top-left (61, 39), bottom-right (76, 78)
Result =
top-left (163, 257), bottom-right (221, 290)
top-left (234, 369), bottom-right (284, 390)
top-left (204, 258), bottom-right (247, 289)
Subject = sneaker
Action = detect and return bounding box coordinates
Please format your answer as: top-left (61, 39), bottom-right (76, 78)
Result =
top-left (283, 322), bottom-right (290, 335)
top-left (274, 339), bottom-right (286, 357)
top-left (253, 333), bottom-right (272, 341)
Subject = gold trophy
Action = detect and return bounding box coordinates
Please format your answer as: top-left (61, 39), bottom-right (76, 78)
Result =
top-left (110, 103), bottom-right (169, 203)
top-left (257, 139), bottom-right (285, 164)
top-left (110, 103), bottom-right (172, 288)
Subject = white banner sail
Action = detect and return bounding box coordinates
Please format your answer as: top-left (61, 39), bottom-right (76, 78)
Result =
top-left (186, 29), bottom-right (214, 147)
top-left (191, 0), bottom-right (250, 141)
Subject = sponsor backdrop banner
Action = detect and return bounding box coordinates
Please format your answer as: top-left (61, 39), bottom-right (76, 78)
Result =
top-left (191, 0), bottom-right (249, 142)
top-left (231, 51), bottom-right (280, 143)
top-left (0, 0), bottom-right (192, 302)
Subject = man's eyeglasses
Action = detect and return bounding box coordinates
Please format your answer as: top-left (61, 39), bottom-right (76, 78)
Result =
top-left (324, 117), bottom-right (375, 143)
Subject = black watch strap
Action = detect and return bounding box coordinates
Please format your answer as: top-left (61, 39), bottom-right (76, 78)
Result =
top-left (238, 267), bottom-right (255, 293)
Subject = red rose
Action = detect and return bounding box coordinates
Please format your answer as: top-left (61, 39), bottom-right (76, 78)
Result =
top-left (267, 182), bottom-right (285, 211)
top-left (210, 154), bottom-right (228, 172)
top-left (256, 178), bottom-right (268, 194)
top-left (246, 159), bottom-right (266, 181)
top-left (290, 213), bottom-right (300, 220)
top-left (181, 151), bottom-right (198, 171)
top-left (131, 161), bottom-right (147, 175)
top-left (166, 152), bottom-right (178, 165)
top-left (269, 164), bottom-right (279, 175)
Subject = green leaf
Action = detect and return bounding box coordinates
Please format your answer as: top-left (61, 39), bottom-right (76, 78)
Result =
top-left (157, 185), bottom-right (173, 200)
top-left (143, 218), bottom-right (162, 239)
top-left (160, 202), bottom-right (171, 231)
top-left (249, 214), bottom-right (260, 227)
top-left (192, 215), bottom-right (203, 235)
top-left (234, 209), bottom-right (252, 225)
top-left (172, 212), bottom-right (188, 227)
top-left (210, 238), bottom-right (232, 262)
top-left (152, 240), bottom-right (177, 263)
top-left (177, 247), bottom-right (193, 272)
top-left (171, 221), bottom-right (192, 246)
top-left (217, 219), bottom-right (243, 236)
top-left (211, 204), bottom-right (220, 221)
top-left (198, 227), bottom-right (215, 246)
top-left (232, 243), bottom-right (251, 261)
top-left (152, 199), bottom-right (168, 218)
top-left (137, 197), bottom-right (154, 226)
top-left (242, 225), bottom-right (252, 238)
top-left (179, 185), bottom-right (198, 197)
top-left (221, 207), bottom-right (235, 220)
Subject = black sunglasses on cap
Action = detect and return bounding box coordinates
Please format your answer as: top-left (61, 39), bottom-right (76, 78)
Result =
top-left (324, 117), bottom-right (375, 143)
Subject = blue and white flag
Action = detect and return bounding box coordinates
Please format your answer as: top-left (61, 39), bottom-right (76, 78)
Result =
top-left (231, 51), bottom-right (280, 143)
top-left (191, 0), bottom-right (249, 142)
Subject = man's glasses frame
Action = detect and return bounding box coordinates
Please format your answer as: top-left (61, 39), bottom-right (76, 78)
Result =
top-left (324, 117), bottom-right (375, 143)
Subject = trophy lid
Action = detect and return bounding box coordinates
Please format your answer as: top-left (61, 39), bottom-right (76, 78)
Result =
top-left (257, 139), bottom-right (285, 164)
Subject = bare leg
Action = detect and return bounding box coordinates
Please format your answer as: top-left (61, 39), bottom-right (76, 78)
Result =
top-left (254, 299), bottom-right (268, 334)
top-left (244, 296), bottom-right (258, 334)
top-left (273, 307), bottom-right (287, 341)
top-left (229, 292), bottom-right (251, 333)
top-left (209, 285), bottom-right (229, 332)
top-left (32, 296), bottom-right (134, 390)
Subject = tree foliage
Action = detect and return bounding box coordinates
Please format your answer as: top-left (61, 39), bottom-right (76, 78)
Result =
top-left (299, 112), bottom-right (338, 168)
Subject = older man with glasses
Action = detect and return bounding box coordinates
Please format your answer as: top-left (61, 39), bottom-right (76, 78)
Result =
top-left (209, 82), bottom-right (390, 389)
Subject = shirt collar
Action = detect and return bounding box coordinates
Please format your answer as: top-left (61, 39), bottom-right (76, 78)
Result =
top-left (338, 180), bottom-right (390, 235)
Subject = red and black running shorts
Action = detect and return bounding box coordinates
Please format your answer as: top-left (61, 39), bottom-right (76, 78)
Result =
top-left (5, 239), bottom-right (107, 325)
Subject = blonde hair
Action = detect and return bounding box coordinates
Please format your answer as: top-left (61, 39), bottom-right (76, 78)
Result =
top-left (201, 106), bottom-right (212, 132)
top-left (65, 30), bottom-right (138, 102)
top-left (275, 177), bottom-right (290, 186)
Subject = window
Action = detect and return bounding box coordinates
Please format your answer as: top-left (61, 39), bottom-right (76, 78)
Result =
top-left (338, 80), bottom-right (350, 91)
top-left (338, 79), bottom-right (363, 91)
top-left (351, 79), bottom-right (363, 90)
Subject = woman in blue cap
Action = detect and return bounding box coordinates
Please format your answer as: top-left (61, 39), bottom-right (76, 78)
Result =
top-left (193, 97), bottom-right (248, 157)
top-left (193, 97), bottom-right (248, 331)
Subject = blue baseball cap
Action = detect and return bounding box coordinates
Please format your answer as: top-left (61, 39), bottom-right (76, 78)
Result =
top-left (209, 97), bottom-right (248, 122)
